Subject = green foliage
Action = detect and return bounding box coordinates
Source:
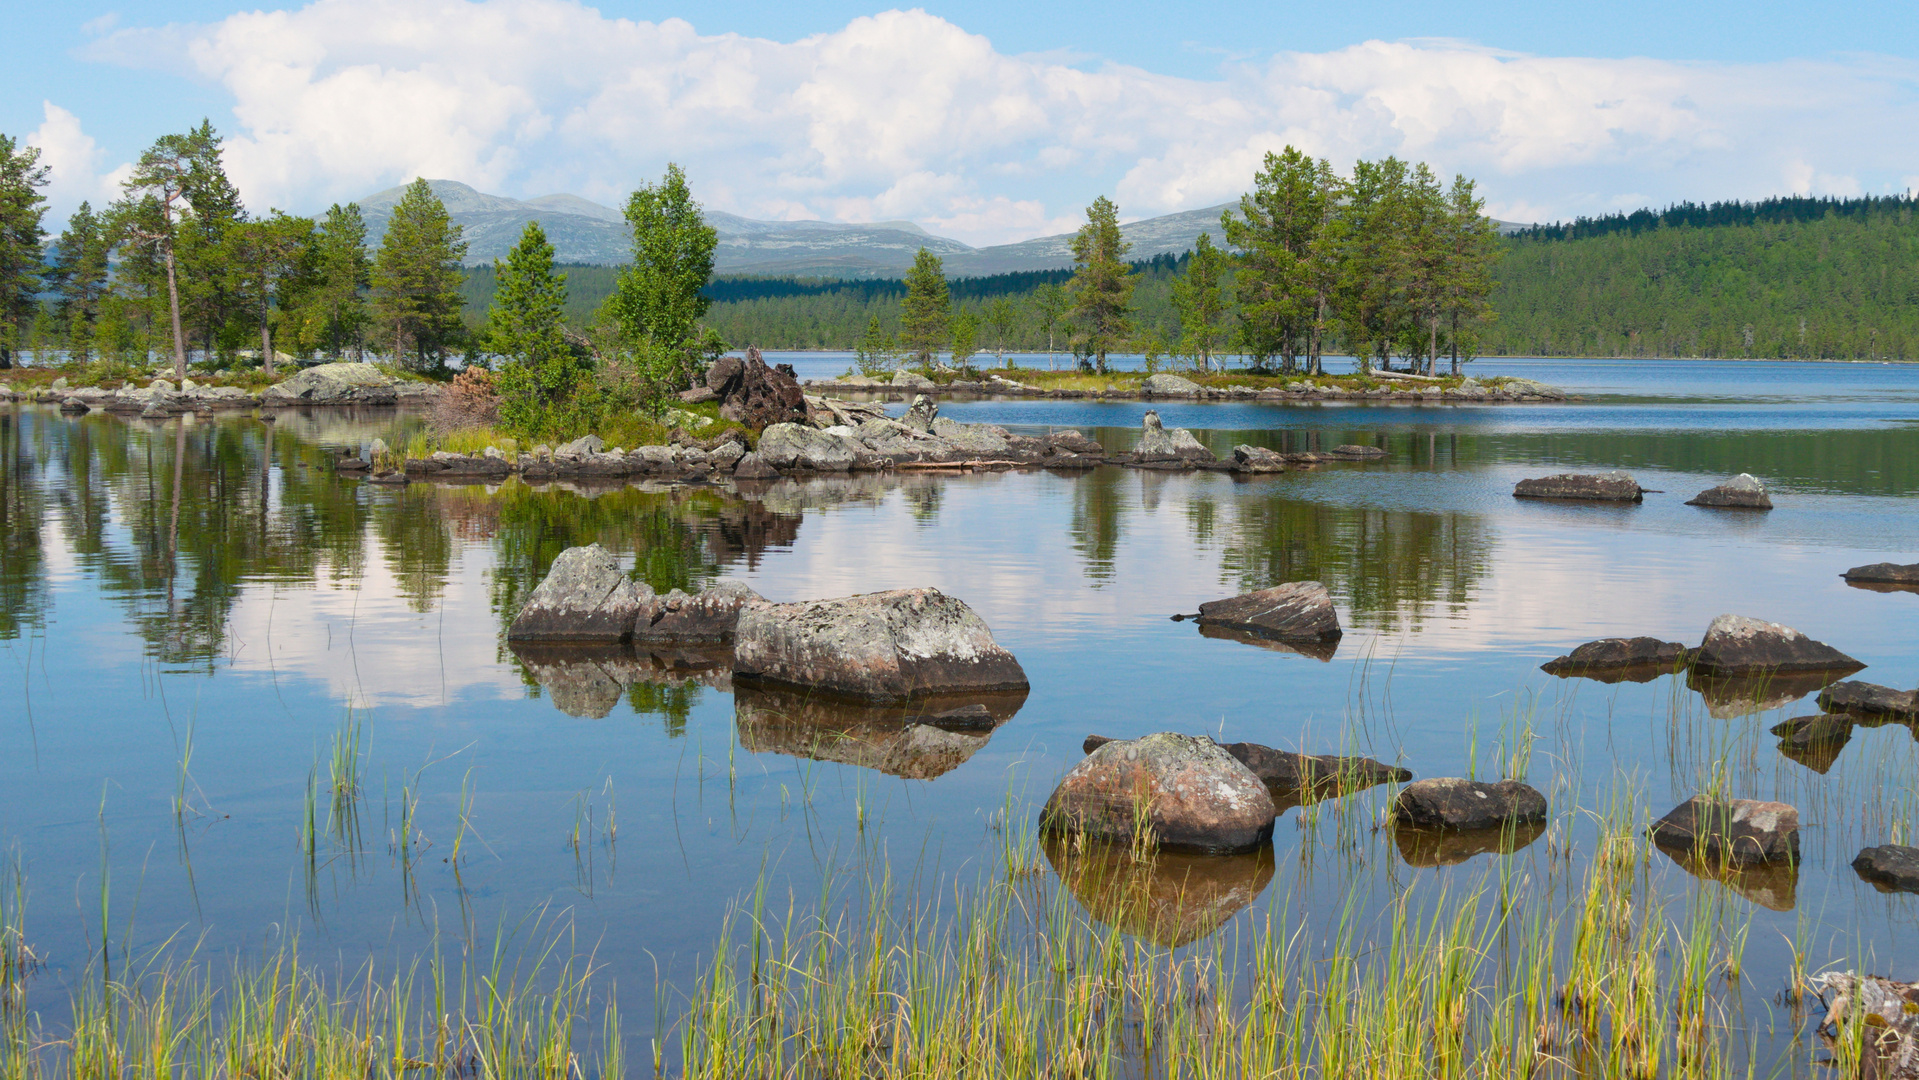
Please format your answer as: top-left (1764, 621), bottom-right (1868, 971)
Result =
top-left (854, 314), bottom-right (898, 376)
top-left (1170, 231), bottom-right (1230, 371)
top-left (230, 210), bottom-right (317, 373)
top-left (309, 203), bottom-right (373, 359)
top-left (372, 178), bottom-right (468, 371)
top-left (982, 297), bottom-right (1018, 365)
top-left (112, 127), bottom-right (208, 376)
top-left (0, 134), bottom-right (48, 370)
top-left (1068, 196), bottom-right (1133, 372)
top-left (609, 163), bottom-right (718, 391)
top-left (950, 308), bottom-right (979, 372)
top-left (899, 247), bottom-right (951, 366)
top-left (46, 201), bottom-right (107, 363)
top-left (489, 222), bottom-right (596, 441)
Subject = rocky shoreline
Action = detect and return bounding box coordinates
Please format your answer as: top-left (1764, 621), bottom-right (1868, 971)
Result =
top-left (803, 368), bottom-right (1570, 404)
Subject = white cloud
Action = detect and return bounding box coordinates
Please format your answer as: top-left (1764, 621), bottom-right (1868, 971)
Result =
top-left (74, 1), bottom-right (1919, 245)
top-left (25, 102), bottom-right (120, 222)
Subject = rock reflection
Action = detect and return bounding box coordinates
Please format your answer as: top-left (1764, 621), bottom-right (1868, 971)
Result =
top-left (1042, 832), bottom-right (1275, 947)
top-left (1686, 669), bottom-right (1846, 719)
top-left (1394, 821), bottom-right (1546, 868)
top-left (510, 643), bottom-right (730, 720)
top-left (1653, 842), bottom-right (1797, 912)
top-left (734, 685), bottom-right (1026, 779)
top-left (1197, 623), bottom-right (1339, 662)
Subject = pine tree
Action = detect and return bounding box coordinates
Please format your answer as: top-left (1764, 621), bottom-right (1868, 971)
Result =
top-left (489, 222), bottom-right (593, 439)
top-left (1224, 147), bottom-right (1335, 373)
top-left (0, 134), bottom-right (48, 370)
top-left (1398, 163), bottom-right (1449, 374)
top-left (854, 314), bottom-right (897, 376)
top-left (232, 211), bottom-right (315, 373)
top-left (176, 121), bottom-right (246, 364)
top-left (312, 204), bottom-right (371, 359)
top-left (372, 179), bottom-right (467, 371)
top-left (951, 307), bottom-right (979, 372)
top-left (610, 163), bottom-right (718, 391)
top-left (1440, 175), bottom-right (1501, 374)
top-left (113, 131), bottom-right (204, 378)
top-left (1170, 231), bottom-right (1230, 371)
top-left (1068, 196), bottom-right (1132, 373)
top-left (1336, 157), bottom-right (1412, 373)
top-left (47, 202), bottom-right (110, 363)
top-left (899, 247), bottom-right (950, 368)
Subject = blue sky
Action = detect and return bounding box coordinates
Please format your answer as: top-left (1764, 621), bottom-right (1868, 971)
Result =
top-left (8, 1), bottom-right (1919, 244)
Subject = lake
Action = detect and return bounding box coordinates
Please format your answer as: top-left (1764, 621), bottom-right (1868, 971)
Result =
top-left (3, 356), bottom-right (1917, 1073)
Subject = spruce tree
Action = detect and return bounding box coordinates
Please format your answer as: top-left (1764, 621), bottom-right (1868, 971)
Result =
top-left (490, 222), bottom-right (590, 438)
top-left (312, 204), bottom-right (371, 359)
top-left (1068, 196), bottom-right (1133, 373)
top-left (899, 247), bottom-right (950, 368)
top-left (372, 179), bottom-right (467, 371)
top-left (0, 136), bottom-right (51, 369)
top-left (1439, 175), bottom-right (1501, 374)
top-left (47, 202), bottom-right (110, 363)
top-left (1170, 231), bottom-right (1229, 371)
top-left (854, 314), bottom-right (897, 376)
top-left (610, 163), bottom-right (718, 390)
top-left (233, 211), bottom-right (315, 373)
top-left (950, 308), bottom-right (979, 372)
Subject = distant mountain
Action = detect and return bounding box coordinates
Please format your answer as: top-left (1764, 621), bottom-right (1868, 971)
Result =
top-left (359, 181), bottom-right (634, 266)
top-left (947, 204), bottom-right (1238, 276)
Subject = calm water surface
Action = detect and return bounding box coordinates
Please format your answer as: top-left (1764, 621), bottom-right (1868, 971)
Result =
top-left (3, 357), bottom-right (1918, 1067)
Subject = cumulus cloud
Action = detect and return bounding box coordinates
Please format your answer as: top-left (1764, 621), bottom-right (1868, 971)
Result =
top-left (25, 102), bottom-right (121, 219)
top-left (75, 0), bottom-right (1919, 243)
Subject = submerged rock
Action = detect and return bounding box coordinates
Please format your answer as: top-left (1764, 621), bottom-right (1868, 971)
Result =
top-left (1040, 732), bottom-right (1276, 855)
top-left (633, 580), bottom-right (763, 645)
top-left (1326, 444), bottom-right (1388, 460)
top-left (1817, 680), bottom-right (1919, 719)
top-left (1393, 779), bottom-right (1548, 832)
top-left (732, 587), bottom-right (1028, 701)
top-left (1854, 845), bottom-right (1919, 894)
top-left (1540, 637), bottom-right (1691, 680)
top-left (1041, 833), bottom-right (1274, 947)
top-left (507, 543), bottom-right (649, 643)
top-left (1686, 473), bottom-right (1772, 509)
top-left (1648, 795), bottom-right (1799, 867)
top-left (1194, 581), bottom-right (1341, 644)
top-left (1512, 472), bottom-right (1643, 502)
top-left (1689, 614), bottom-right (1864, 676)
top-left (1133, 411), bottom-right (1214, 464)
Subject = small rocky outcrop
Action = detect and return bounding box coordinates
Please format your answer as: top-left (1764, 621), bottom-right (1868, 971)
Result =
top-left (1512, 472), bottom-right (1643, 502)
top-left (891, 368), bottom-right (937, 391)
top-left (1540, 637), bottom-right (1691, 681)
top-left (732, 587), bottom-right (1028, 701)
top-left (710, 348), bottom-right (807, 429)
top-left (1133, 411), bottom-right (1215, 465)
top-left (1231, 445), bottom-right (1286, 473)
top-left (633, 580), bottom-right (763, 645)
top-left (1195, 581), bottom-right (1341, 644)
top-left (1141, 373), bottom-right (1203, 397)
top-left (1040, 733), bottom-right (1276, 854)
top-left (1816, 680), bottom-right (1919, 719)
top-left (1689, 614), bottom-right (1864, 676)
top-left (507, 544), bottom-right (649, 643)
top-left (260, 361), bottom-right (405, 405)
top-left (1393, 778), bottom-right (1548, 832)
top-left (1806, 972), bottom-right (1919, 1071)
top-left (1842, 563), bottom-right (1919, 586)
top-left (1648, 795), bottom-right (1799, 866)
top-left (1854, 845), bottom-right (1919, 893)
top-left (1686, 473), bottom-right (1772, 509)
top-left (900, 394), bottom-right (940, 432)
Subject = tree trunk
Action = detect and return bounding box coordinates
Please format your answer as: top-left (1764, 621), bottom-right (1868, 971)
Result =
top-left (1428, 315), bottom-right (1439, 376)
top-left (261, 295), bottom-right (276, 377)
top-left (163, 246), bottom-right (188, 381)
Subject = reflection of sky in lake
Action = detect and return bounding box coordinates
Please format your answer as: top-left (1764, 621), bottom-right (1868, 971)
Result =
top-left (4, 359), bottom-right (1919, 1052)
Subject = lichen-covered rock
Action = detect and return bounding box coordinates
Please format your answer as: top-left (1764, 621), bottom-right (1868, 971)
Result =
top-left (507, 543), bottom-right (649, 643)
top-left (1394, 778), bottom-right (1548, 831)
top-left (1540, 637), bottom-right (1691, 679)
top-left (1133, 411), bottom-right (1214, 464)
top-left (891, 369), bottom-right (937, 391)
top-left (1231, 445), bottom-right (1286, 473)
top-left (633, 580), bottom-right (763, 645)
top-left (260, 362), bottom-right (401, 405)
top-left (1041, 733), bottom-right (1276, 854)
top-left (1690, 614), bottom-right (1863, 676)
top-left (1046, 430), bottom-right (1104, 456)
top-left (1854, 845), bottom-right (1919, 893)
top-left (1195, 581), bottom-right (1341, 643)
top-left (555, 434), bottom-right (604, 460)
top-left (929, 416), bottom-right (1012, 456)
top-left (733, 587), bottom-right (1027, 701)
top-left (1512, 472), bottom-right (1643, 502)
top-left (900, 394), bottom-right (940, 432)
top-left (757, 423), bottom-right (859, 471)
top-left (1687, 473), bottom-right (1772, 509)
top-left (1648, 795), bottom-right (1799, 866)
top-left (1141, 373), bottom-right (1203, 397)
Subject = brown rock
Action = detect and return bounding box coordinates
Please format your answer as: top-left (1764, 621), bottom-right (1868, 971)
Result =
top-left (1817, 680), bottom-right (1919, 719)
top-left (1512, 472), bottom-right (1643, 502)
top-left (1842, 562), bottom-right (1919, 586)
top-left (1685, 473), bottom-right (1772, 509)
top-left (1195, 581), bottom-right (1341, 643)
top-left (1041, 732), bottom-right (1276, 855)
top-left (1648, 795), bottom-right (1799, 866)
top-left (1770, 714), bottom-right (1854, 774)
top-left (1854, 845), bottom-right (1919, 894)
top-left (1540, 637), bottom-right (1690, 680)
top-left (1393, 778), bottom-right (1548, 832)
top-left (1690, 614), bottom-right (1864, 677)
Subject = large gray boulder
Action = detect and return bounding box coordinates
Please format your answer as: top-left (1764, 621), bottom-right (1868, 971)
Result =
top-left (1854, 845), bottom-right (1919, 893)
top-left (1394, 778), bottom-right (1548, 832)
top-left (1512, 472), bottom-right (1643, 502)
top-left (507, 544), bottom-right (650, 643)
top-left (1648, 795), bottom-right (1799, 866)
top-left (928, 416), bottom-right (1012, 456)
top-left (1141, 373), bottom-right (1203, 397)
top-left (1133, 411), bottom-right (1214, 464)
top-left (891, 368), bottom-right (937, 391)
top-left (733, 587), bottom-right (1028, 701)
top-left (732, 451), bottom-right (779, 479)
top-left (756, 423), bottom-right (859, 471)
top-left (1687, 473), bottom-right (1772, 509)
top-left (1195, 581), bottom-right (1341, 643)
top-left (1689, 614), bottom-right (1863, 676)
top-left (633, 580), bottom-right (763, 645)
top-left (260, 362), bottom-right (400, 405)
top-left (900, 394), bottom-right (940, 432)
top-left (1041, 733), bottom-right (1276, 854)
top-left (1540, 637), bottom-right (1691, 680)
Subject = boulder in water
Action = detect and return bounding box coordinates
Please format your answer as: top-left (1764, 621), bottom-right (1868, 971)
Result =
top-left (633, 580), bottom-right (763, 645)
top-left (1041, 732), bottom-right (1276, 855)
top-left (732, 587), bottom-right (1028, 701)
top-left (1815, 680), bottom-right (1919, 719)
top-left (507, 543), bottom-right (650, 643)
top-left (1540, 637), bottom-right (1691, 680)
top-left (1230, 445), bottom-right (1286, 473)
top-left (1689, 614), bottom-right (1863, 676)
top-left (1512, 472), bottom-right (1643, 502)
top-left (1648, 795), bottom-right (1799, 866)
top-left (1854, 845), bottom-right (1919, 893)
top-left (1133, 411), bottom-right (1214, 464)
top-left (1195, 581), bottom-right (1341, 643)
top-left (1686, 473), bottom-right (1772, 509)
top-left (1393, 778), bottom-right (1548, 832)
